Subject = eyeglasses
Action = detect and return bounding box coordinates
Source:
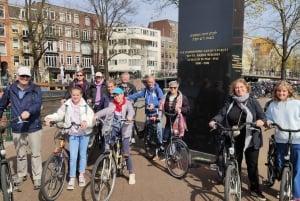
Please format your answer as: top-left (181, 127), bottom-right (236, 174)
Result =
top-left (77, 74), bottom-right (84, 77)
top-left (169, 87), bottom-right (177, 89)
top-left (20, 75), bottom-right (30, 78)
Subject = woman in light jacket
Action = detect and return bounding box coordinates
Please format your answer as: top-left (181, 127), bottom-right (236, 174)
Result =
top-left (45, 87), bottom-right (94, 190)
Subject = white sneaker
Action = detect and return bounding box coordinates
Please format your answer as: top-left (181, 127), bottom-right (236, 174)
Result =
top-left (131, 138), bottom-right (136, 144)
top-left (78, 176), bottom-right (86, 187)
top-left (67, 179), bottom-right (75, 190)
top-left (129, 173), bottom-right (136, 185)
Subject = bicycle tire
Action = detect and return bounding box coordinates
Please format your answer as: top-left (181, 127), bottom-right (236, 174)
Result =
top-left (41, 153), bottom-right (67, 201)
top-left (279, 167), bottom-right (293, 201)
top-left (91, 154), bottom-right (117, 201)
top-left (165, 139), bottom-right (190, 179)
top-left (224, 164), bottom-right (241, 201)
top-left (143, 124), bottom-right (157, 160)
top-left (1, 163), bottom-right (14, 201)
top-left (216, 146), bottom-right (227, 184)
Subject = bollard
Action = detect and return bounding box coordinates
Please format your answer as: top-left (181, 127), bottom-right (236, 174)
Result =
top-left (5, 106), bottom-right (12, 141)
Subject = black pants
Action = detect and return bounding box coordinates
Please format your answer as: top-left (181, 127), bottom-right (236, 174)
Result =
top-left (235, 134), bottom-right (261, 192)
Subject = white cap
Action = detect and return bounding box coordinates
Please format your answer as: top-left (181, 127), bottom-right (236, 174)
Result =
top-left (95, 72), bottom-right (103, 77)
top-left (18, 67), bottom-right (31, 76)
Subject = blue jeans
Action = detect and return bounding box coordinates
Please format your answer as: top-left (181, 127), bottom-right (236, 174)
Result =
top-left (276, 143), bottom-right (300, 199)
top-left (69, 135), bottom-right (90, 177)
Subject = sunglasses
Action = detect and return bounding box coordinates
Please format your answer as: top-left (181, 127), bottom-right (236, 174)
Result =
top-left (20, 75), bottom-right (30, 78)
top-left (77, 74), bottom-right (84, 77)
top-left (169, 87), bottom-right (177, 89)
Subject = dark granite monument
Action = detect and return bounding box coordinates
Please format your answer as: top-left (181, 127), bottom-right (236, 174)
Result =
top-left (178, 0), bottom-right (244, 154)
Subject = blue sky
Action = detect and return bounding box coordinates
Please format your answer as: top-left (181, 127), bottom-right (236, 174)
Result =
top-left (9, 0), bottom-right (179, 27)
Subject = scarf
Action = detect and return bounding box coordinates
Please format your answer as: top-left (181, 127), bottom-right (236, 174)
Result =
top-left (229, 93), bottom-right (253, 152)
top-left (95, 80), bottom-right (104, 105)
top-left (113, 97), bottom-right (126, 113)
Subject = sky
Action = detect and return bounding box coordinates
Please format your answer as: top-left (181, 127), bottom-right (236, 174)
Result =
top-left (9, 0), bottom-right (179, 27)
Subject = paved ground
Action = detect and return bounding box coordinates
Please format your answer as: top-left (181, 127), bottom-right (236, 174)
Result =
top-left (1, 98), bottom-right (280, 201)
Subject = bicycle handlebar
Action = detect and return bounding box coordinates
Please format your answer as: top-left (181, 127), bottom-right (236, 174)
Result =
top-left (0, 116), bottom-right (29, 133)
top-left (210, 122), bottom-right (257, 132)
top-left (270, 122), bottom-right (300, 133)
top-left (49, 121), bottom-right (81, 130)
top-left (164, 112), bottom-right (177, 117)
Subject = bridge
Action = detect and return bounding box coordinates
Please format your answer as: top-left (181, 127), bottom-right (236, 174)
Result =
top-left (242, 70), bottom-right (300, 82)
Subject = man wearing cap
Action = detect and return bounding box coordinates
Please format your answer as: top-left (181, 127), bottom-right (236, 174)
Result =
top-left (94, 87), bottom-right (136, 185)
top-left (89, 72), bottom-right (109, 112)
top-left (0, 66), bottom-right (43, 190)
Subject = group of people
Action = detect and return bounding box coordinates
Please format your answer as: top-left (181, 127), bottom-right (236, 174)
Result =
top-left (209, 78), bottom-right (300, 201)
top-left (0, 68), bottom-right (190, 192)
top-left (1, 66), bottom-right (298, 201)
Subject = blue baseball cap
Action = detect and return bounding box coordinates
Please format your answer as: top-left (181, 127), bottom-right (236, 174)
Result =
top-left (113, 87), bottom-right (124, 94)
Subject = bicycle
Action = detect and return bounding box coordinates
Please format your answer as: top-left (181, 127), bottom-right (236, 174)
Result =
top-left (163, 112), bottom-right (190, 179)
top-left (132, 104), bottom-right (145, 140)
top-left (40, 121), bottom-right (80, 201)
top-left (0, 117), bottom-right (23, 201)
top-left (87, 123), bottom-right (103, 163)
top-left (90, 118), bottom-right (130, 201)
top-left (211, 122), bottom-right (257, 201)
top-left (267, 123), bottom-right (300, 201)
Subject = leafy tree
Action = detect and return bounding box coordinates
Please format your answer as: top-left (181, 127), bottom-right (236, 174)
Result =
top-left (87, 0), bottom-right (136, 79)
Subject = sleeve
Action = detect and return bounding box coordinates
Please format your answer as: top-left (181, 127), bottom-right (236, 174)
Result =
top-left (127, 89), bottom-right (145, 100)
top-left (27, 86), bottom-right (43, 116)
top-left (0, 87), bottom-right (10, 118)
top-left (211, 101), bottom-right (229, 123)
top-left (127, 102), bottom-right (135, 119)
top-left (157, 87), bottom-right (164, 101)
top-left (181, 95), bottom-right (190, 116)
top-left (44, 104), bottom-right (67, 122)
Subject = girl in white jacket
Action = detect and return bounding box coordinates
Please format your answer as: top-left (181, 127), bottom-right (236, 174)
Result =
top-left (45, 87), bottom-right (94, 190)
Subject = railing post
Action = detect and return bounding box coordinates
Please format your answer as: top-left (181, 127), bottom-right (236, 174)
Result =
top-left (5, 105), bottom-right (12, 141)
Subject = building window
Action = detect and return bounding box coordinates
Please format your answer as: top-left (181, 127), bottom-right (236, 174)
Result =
top-left (65, 27), bottom-right (71, 37)
top-left (20, 9), bottom-right (25, 19)
top-left (42, 9), bottom-right (48, 19)
top-left (0, 6), bottom-right (4, 18)
top-left (74, 28), bottom-right (79, 38)
top-left (82, 57), bottom-right (91, 67)
top-left (14, 56), bottom-right (20, 67)
top-left (57, 25), bottom-right (62, 36)
top-left (44, 55), bottom-right (57, 67)
top-left (0, 24), bottom-right (5, 36)
top-left (85, 16), bottom-right (90, 26)
top-left (12, 38), bottom-right (19, 49)
top-left (0, 42), bottom-right (6, 56)
top-left (66, 13), bottom-right (71, 23)
top-left (82, 30), bottom-right (90, 41)
top-left (67, 55), bottom-right (72, 66)
top-left (74, 14), bottom-right (79, 24)
top-left (75, 41), bottom-right (80, 52)
top-left (23, 29), bottom-right (29, 37)
top-left (59, 40), bottom-right (64, 51)
top-left (50, 11), bottom-right (55, 20)
top-left (12, 25), bottom-right (18, 33)
top-left (76, 56), bottom-right (80, 64)
top-left (47, 41), bottom-right (54, 51)
top-left (66, 41), bottom-right (72, 51)
top-left (24, 55), bottom-right (30, 67)
top-left (59, 13), bottom-right (65, 22)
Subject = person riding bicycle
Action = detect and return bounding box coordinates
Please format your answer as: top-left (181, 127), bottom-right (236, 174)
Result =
top-left (45, 87), bottom-right (95, 190)
top-left (208, 78), bottom-right (266, 201)
top-left (159, 81), bottom-right (190, 143)
top-left (94, 87), bottom-right (136, 185)
top-left (265, 80), bottom-right (300, 201)
top-left (127, 75), bottom-right (164, 152)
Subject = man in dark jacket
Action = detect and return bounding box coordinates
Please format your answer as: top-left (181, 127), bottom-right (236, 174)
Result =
top-left (0, 66), bottom-right (43, 190)
top-left (89, 72), bottom-right (109, 112)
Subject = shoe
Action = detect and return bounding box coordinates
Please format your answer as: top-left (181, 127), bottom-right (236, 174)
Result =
top-left (78, 176), bottom-right (86, 187)
top-left (250, 190), bottom-right (266, 201)
top-left (129, 173), bottom-right (136, 185)
top-left (13, 175), bottom-right (27, 186)
top-left (153, 155), bottom-right (159, 161)
top-left (33, 179), bottom-right (41, 190)
top-left (131, 137), bottom-right (136, 144)
top-left (67, 179), bottom-right (75, 190)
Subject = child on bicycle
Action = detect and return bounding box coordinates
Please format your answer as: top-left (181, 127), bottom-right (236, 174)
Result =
top-left (94, 87), bottom-right (136, 185)
top-left (265, 80), bottom-right (300, 201)
top-left (45, 87), bottom-right (94, 190)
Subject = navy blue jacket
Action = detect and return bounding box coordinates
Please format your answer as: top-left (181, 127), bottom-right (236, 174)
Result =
top-left (0, 81), bottom-right (43, 133)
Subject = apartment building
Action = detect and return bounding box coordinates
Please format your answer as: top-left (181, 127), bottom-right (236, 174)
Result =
top-left (108, 26), bottom-right (161, 78)
top-left (149, 19), bottom-right (178, 77)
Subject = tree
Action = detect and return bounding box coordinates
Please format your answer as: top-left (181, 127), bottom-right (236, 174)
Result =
top-left (87, 0), bottom-right (136, 79)
top-left (246, 0), bottom-right (300, 80)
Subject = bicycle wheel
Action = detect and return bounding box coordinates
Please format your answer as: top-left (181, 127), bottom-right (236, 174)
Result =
top-left (165, 139), bottom-right (190, 179)
top-left (224, 164), bottom-right (241, 201)
top-left (41, 153), bottom-right (67, 201)
top-left (91, 154), bottom-right (117, 201)
top-left (144, 124), bottom-right (157, 160)
top-left (279, 167), bottom-right (293, 201)
top-left (1, 163), bottom-right (14, 201)
top-left (216, 146), bottom-right (227, 184)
